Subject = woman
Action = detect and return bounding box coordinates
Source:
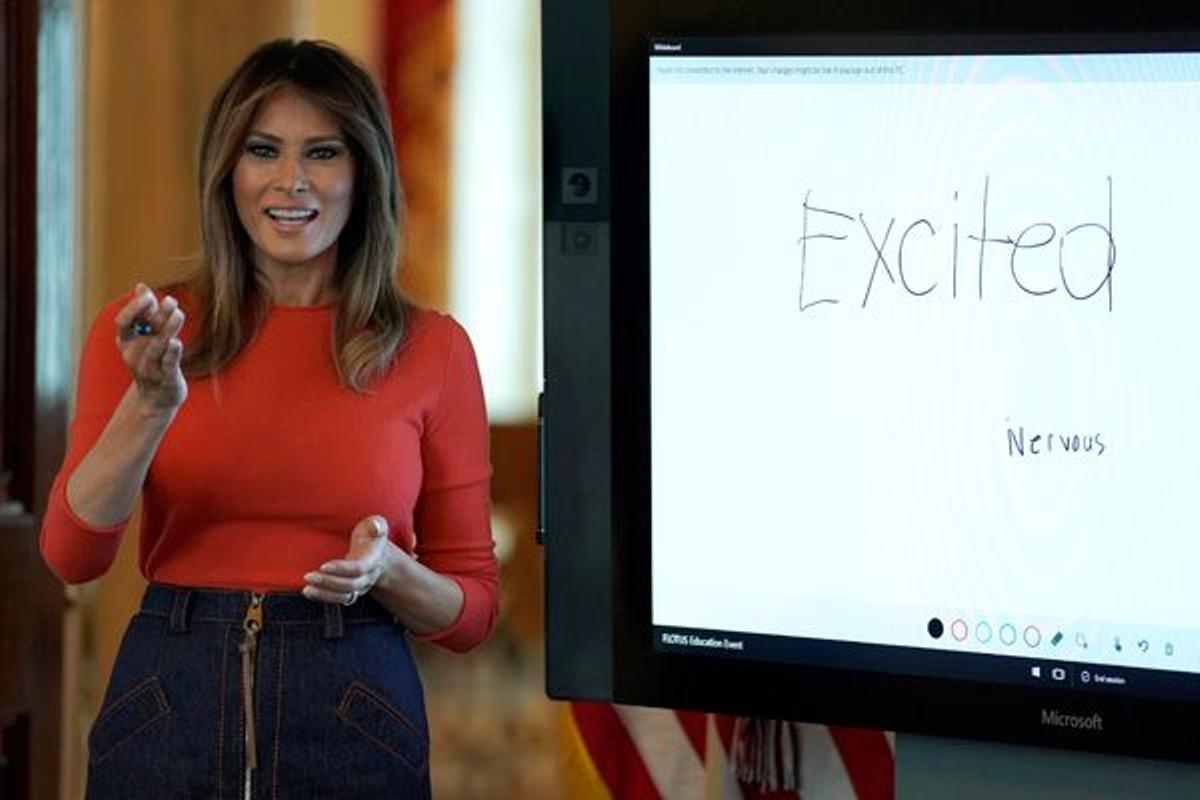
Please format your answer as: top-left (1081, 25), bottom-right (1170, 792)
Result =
top-left (39, 39), bottom-right (497, 798)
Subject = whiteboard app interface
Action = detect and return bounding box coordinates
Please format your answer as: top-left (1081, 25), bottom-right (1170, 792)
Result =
top-left (649, 42), bottom-right (1200, 694)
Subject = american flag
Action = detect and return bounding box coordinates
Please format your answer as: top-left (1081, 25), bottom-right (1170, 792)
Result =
top-left (565, 703), bottom-right (895, 800)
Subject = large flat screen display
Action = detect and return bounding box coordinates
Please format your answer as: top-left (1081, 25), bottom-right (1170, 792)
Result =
top-left (646, 34), bottom-right (1200, 735)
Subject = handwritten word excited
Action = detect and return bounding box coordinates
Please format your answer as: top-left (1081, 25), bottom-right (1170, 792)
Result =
top-left (797, 177), bottom-right (1115, 312)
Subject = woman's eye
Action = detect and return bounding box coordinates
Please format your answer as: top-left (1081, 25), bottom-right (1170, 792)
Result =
top-left (307, 146), bottom-right (340, 160)
top-left (245, 143), bottom-right (276, 158)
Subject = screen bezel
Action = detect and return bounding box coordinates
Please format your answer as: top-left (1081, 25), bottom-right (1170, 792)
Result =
top-left (611, 30), bottom-right (1200, 762)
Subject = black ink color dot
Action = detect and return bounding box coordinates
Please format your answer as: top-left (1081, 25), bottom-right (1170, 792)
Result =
top-left (928, 618), bottom-right (945, 639)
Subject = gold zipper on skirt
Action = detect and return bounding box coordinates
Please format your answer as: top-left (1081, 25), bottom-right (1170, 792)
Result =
top-left (239, 592), bottom-right (264, 800)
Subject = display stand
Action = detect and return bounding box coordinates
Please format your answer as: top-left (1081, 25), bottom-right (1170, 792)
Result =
top-left (896, 734), bottom-right (1200, 799)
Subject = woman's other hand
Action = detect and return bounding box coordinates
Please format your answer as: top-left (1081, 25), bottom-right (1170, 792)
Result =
top-left (303, 515), bottom-right (466, 636)
top-left (114, 283), bottom-right (187, 413)
top-left (303, 515), bottom-right (390, 605)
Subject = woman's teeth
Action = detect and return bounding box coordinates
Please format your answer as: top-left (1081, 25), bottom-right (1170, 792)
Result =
top-left (265, 208), bottom-right (317, 221)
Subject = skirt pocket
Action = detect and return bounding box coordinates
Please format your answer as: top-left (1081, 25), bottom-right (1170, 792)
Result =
top-left (89, 675), bottom-right (171, 766)
top-left (334, 680), bottom-right (428, 776)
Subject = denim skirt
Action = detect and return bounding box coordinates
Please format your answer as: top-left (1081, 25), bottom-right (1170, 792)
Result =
top-left (86, 584), bottom-right (432, 799)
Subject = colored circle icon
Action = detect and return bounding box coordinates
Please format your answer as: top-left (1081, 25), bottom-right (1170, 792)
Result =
top-left (928, 618), bottom-right (945, 639)
top-left (1024, 626), bottom-right (1042, 648)
top-left (999, 624), bottom-right (1017, 646)
top-left (976, 621), bottom-right (993, 644)
top-left (951, 619), bottom-right (968, 642)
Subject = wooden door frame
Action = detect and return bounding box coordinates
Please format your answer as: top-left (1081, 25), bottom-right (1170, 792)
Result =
top-left (2, 0), bottom-right (40, 508)
top-left (1, 0), bottom-right (68, 798)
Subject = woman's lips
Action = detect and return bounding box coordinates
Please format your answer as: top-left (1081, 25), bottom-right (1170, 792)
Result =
top-left (263, 207), bottom-right (318, 230)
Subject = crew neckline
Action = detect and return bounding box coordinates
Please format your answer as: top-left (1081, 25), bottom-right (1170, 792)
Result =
top-left (269, 303), bottom-right (334, 312)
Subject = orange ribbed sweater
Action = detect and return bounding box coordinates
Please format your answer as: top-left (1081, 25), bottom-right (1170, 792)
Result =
top-left (40, 294), bottom-right (497, 652)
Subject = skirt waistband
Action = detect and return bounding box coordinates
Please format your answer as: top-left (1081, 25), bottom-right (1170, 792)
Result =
top-left (140, 583), bottom-right (395, 633)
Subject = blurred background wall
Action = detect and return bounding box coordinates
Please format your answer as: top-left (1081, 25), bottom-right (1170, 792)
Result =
top-left (66, 1), bottom-right (547, 796)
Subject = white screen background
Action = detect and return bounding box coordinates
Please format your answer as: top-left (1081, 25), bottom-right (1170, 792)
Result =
top-left (650, 53), bottom-right (1200, 672)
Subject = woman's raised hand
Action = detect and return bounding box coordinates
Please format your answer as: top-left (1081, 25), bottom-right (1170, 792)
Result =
top-left (114, 283), bottom-right (188, 412)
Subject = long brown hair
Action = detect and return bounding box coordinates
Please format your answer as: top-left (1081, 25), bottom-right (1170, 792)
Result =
top-left (184, 38), bottom-right (407, 392)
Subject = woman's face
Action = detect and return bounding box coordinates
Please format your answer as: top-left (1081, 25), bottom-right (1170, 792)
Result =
top-left (232, 85), bottom-right (355, 284)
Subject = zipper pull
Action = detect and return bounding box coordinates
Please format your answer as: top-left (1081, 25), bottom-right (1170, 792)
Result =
top-left (244, 592), bottom-right (263, 635)
top-left (240, 591), bottom-right (264, 784)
